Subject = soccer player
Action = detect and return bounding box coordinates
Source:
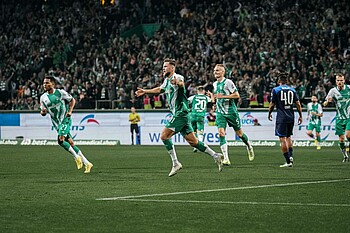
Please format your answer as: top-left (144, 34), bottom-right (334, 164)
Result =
top-left (188, 86), bottom-right (212, 152)
top-left (306, 95), bottom-right (323, 150)
top-left (323, 74), bottom-right (350, 162)
top-left (129, 107), bottom-right (141, 145)
top-left (40, 76), bottom-right (93, 173)
top-left (135, 58), bottom-right (224, 177)
top-left (207, 64), bottom-right (255, 166)
top-left (268, 72), bottom-right (302, 167)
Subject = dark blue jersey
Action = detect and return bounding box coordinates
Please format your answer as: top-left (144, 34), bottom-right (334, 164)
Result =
top-left (271, 85), bottom-right (299, 123)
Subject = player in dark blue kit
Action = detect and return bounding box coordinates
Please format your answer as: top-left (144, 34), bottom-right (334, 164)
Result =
top-left (268, 72), bottom-right (303, 167)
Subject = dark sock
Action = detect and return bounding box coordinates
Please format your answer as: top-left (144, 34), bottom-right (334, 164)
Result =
top-left (283, 152), bottom-right (291, 164)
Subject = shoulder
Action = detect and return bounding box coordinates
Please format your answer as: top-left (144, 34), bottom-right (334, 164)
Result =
top-left (174, 73), bottom-right (184, 82)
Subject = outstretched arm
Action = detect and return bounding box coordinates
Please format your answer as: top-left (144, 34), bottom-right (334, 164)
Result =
top-left (135, 87), bottom-right (162, 97)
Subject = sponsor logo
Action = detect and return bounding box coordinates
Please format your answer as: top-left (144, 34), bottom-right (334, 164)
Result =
top-left (298, 117), bottom-right (336, 140)
top-left (51, 114), bottom-right (100, 138)
top-left (160, 113), bottom-right (173, 125)
top-left (241, 112), bottom-right (255, 125)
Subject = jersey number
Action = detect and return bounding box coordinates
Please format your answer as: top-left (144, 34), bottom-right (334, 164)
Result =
top-left (281, 91), bottom-right (294, 105)
top-left (194, 100), bottom-right (206, 110)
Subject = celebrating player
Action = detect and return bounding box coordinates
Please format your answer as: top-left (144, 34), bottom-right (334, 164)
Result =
top-left (306, 95), bottom-right (323, 149)
top-left (323, 74), bottom-right (350, 162)
top-left (208, 64), bottom-right (255, 166)
top-left (40, 76), bottom-right (93, 173)
top-left (188, 86), bottom-right (212, 152)
top-left (135, 58), bottom-right (223, 177)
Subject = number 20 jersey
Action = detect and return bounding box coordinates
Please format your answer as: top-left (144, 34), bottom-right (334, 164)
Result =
top-left (271, 85), bottom-right (299, 123)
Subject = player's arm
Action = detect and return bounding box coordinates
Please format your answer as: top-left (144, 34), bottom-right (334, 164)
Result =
top-left (323, 91), bottom-right (333, 107)
top-left (135, 86), bottom-right (162, 97)
top-left (39, 96), bottom-right (47, 116)
top-left (295, 100), bottom-right (303, 125)
top-left (215, 91), bottom-right (240, 99)
top-left (66, 97), bottom-right (76, 117)
top-left (136, 113), bottom-right (141, 122)
top-left (268, 102), bottom-right (275, 121)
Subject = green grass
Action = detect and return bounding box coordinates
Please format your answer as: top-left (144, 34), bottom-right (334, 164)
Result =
top-left (0, 145), bottom-right (349, 233)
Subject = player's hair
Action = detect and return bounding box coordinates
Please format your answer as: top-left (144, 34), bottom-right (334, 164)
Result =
top-left (44, 76), bottom-right (56, 84)
top-left (276, 71), bottom-right (288, 84)
top-left (164, 58), bottom-right (176, 66)
top-left (336, 73), bottom-right (344, 79)
top-left (215, 64), bottom-right (225, 69)
top-left (197, 86), bottom-right (204, 92)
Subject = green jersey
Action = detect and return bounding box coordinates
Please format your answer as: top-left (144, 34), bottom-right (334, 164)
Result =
top-left (307, 102), bottom-right (323, 125)
top-left (40, 89), bottom-right (73, 130)
top-left (160, 73), bottom-right (189, 115)
top-left (188, 94), bottom-right (211, 117)
top-left (213, 78), bottom-right (239, 115)
top-left (326, 85), bottom-right (350, 120)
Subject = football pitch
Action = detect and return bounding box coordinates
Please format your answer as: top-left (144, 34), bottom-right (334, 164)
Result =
top-left (0, 145), bottom-right (349, 233)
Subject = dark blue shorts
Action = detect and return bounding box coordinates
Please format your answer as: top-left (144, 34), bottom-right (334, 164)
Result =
top-left (275, 122), bottom-right (294, 137)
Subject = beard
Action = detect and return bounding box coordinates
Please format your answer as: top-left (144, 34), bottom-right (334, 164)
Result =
top-left (164, 71), bottom-right (171, 78)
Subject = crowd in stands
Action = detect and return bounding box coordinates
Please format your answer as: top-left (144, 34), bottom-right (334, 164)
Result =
top-left (0, 0), bottom-right (349, 110)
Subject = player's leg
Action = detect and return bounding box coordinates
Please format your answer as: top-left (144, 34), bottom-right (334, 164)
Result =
top-left (307, 123), bottom-right (315, 139)
top-left (191, 119), bottom-right (198, 152)
top-left (335, 119), bottom-right (348, 161)
top-left (228, 113), bottom-right (254, 161)
top-left (68, 136), bottom-right (93, 173)
top-left (160, 126), bottom-right (180, 176)
top-left (135, 125), bottom-right (140, 145)
top-left (184, 132), bottom-right (223, 172)
top-left (275, 122), bottom-right (292, 167)
top-left (130, 125), bottom-right (134, 145)
top-left (57, 118), bottom-right (82, 169)
top-left (345, 120), bottom-right (350, 154)
top-left (214, 113), bottom-right (230, 164)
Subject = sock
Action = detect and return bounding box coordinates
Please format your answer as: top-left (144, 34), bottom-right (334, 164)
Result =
top-left (288, 147), bottom-right (293, 158)
top-left (163, 139), bottom-right (178, 166)
top-left (59, 141), bottom-right (78, 159)
top-left (198, 133), bottom-right (204, 142)
top-left (68, 146), bottom-right (79, 159)
top-left (78, 150), bottom-right (90, 165)
top-left (317, 136), bottom-right (321, 143)
top-left (219, 136), bottom-right (228, 160)
top-left (239, 133), bottom-right (250, 147)
top-left (308, 133), bottom-right (314, 138)
top-left (195, 141), bottom-right (215, 157)
top-left (339, 142), bottom-right (346, 156)
top-left (283, 152), bottom-right (291, 164)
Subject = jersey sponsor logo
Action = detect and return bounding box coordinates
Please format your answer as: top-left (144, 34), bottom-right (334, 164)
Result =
top-left (241, 112), bottom-right (255, 125)
top-left (160, 113), bottom-right (173, 125)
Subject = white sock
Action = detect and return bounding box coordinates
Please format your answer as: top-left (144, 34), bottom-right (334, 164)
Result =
top-left (221, 143), bottom-right (229, 160)
top-left (68, 147), bottom-right (79, 159)
top-left (204, 144), bottom-right (216, 157)
top-left (168, 146), bottom-right (179, 166)
top-left (78, 151), bottom-right (90, 165)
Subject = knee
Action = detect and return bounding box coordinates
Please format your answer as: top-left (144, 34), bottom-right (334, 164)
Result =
top-left (57, 138), bottom-right (64, 145)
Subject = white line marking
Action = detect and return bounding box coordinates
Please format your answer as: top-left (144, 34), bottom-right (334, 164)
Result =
top-left (96, 178), bottom-right (350, 201)
top-left (116, 199), bottom-right (350, 207)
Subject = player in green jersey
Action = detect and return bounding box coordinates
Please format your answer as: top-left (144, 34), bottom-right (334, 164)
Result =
top-left (136, 58), bottom-right (223, 177)
top-left (323, 74), bottom-right (350, 162)
top-left (306, 96), bottom-right (323, 149)
top-left (208, 64), bottom-right (255, 166)
top-left (188, 86), bottom-right (212, 152)
top-left (40, 76), bottom-right (93, 173)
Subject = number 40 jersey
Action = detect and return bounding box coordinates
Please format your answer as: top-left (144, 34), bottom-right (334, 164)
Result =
top-left (271, 85), bottom-right (300, 123)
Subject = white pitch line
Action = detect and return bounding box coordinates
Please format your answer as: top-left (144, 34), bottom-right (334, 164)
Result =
top-left (116, 199), bottom-right (350, 207)
top-left (96, 178), bottom-right (350, 201)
